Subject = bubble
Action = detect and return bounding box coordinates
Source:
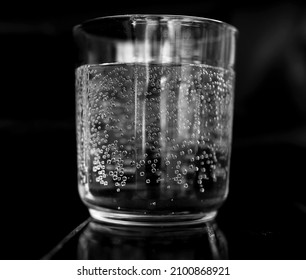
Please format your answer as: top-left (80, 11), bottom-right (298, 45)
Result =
top-left (165, 161), bottom-right (170, 166)
top-left (140, 172), bottom-right (145, 176)
top-left (184, 183), bottom-right (189, 188)
top-left (146, 179), bottom-right (150, 184)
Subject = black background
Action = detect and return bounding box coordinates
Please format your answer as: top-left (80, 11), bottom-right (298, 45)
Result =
top-left (1, 0), bottom-right (306, 259)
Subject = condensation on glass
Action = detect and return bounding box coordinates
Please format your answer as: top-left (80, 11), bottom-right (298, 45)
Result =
top-left (74, 15), bottom-right (237, 226)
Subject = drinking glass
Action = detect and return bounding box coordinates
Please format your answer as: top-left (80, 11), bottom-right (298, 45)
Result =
top-left (74, 14), bottom-right (237, 226)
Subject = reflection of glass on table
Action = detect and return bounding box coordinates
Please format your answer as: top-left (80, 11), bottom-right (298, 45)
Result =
top-left (43, 219), bottom-right (228, 260)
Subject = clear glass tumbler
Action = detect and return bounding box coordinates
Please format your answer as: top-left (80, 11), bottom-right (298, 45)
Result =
top-left (74, 15), bottom-right (237, 226)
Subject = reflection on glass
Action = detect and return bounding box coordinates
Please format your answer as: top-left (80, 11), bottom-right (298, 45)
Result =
top-left (78, 221), bottom-right (228, 259)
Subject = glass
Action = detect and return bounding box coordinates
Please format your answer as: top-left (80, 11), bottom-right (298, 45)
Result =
top-left (74, 14), bottom-right (237, 226)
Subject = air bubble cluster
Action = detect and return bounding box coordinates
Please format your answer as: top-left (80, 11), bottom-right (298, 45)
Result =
top-left (76, 63), bottom-right (234, 210)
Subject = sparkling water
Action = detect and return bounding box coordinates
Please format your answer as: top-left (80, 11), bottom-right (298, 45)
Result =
top-left (76, 63), bottom-right (234, 216)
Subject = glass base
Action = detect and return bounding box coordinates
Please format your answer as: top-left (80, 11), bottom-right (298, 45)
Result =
top-left (89, 207), bottom-right (217, 227)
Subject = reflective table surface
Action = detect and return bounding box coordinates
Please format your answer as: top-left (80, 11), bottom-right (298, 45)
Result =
top-left (44, 197), bottom-right (306, 260)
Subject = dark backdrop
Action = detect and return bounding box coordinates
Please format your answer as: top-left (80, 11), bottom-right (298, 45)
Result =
top-left (1, 0), bottom-right (306, 259)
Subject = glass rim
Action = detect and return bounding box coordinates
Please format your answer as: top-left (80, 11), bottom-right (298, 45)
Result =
top-left (74, 14), bottom-right (238, 34)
